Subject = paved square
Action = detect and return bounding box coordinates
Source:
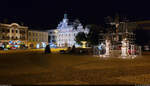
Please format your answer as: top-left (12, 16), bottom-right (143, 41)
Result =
top-left (0, 50), bottom-right (150, 84)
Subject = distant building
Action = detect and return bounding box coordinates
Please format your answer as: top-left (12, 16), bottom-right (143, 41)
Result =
top-left (28, 30), bottom-right (48, 48)
top-left (109, 21), bottom-right (137, 50)
top-left (111, 21), bottom-right (136, 44)
top-left (54, 14), bottom-right (89, 47)
top-left (99, 30), bottom-right (105, 43)
top-left (0, 23), bottom-right (28, 49)
top-left (47, 29), bottom-right (57, 48)
top-left (134, 20), bottom-right (150, 45)
top-left (103, 15), bottom-right (137, 49)
top-left (47, 29), bottom-right (57, 44)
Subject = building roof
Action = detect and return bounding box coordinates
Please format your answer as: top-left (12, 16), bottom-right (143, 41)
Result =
top-left (0, 23), bottom-right (28, 28)
top-left (28, 29), bottom-right (48, 33)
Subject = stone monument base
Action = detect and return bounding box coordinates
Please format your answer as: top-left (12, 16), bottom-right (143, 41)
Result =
top-left (121, 47), bottom-right (128, 57)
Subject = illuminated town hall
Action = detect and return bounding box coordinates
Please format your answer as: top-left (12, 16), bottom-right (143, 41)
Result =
top-left (50, 14), bottom-right (89, 47)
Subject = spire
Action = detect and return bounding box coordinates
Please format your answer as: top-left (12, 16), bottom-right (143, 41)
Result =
top-left (64, 13), bottom-right (67, 19)
top-left (114, 13), bottom-right (119, 23)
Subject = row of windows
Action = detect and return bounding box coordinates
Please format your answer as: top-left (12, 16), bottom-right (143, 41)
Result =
top-left (57, 39), bottom-right (74, 41)
top-left (29, 32), bottom-right (47, 37)
top-left (0, 36), bottom-right (25, 40)
top-left (58, 33), bottom-right (76, 37)
top-left (29, 36), bottom-right (48, 39)
top-left (58, 44), bottom-right (73, 46)
top-left (49, 32), bottom-right (56, 34)
top-left (29, 39), bottom-right (39, 42)
top-left (49, 36), bottom-right (56, 39)
top-left (28, 38), bottom-right (46, 42)
top-left (0, 29), bottom-right (25, 33)
top-left (12, 30), bottom-right (18, 33)
top-left (0, 29), bottom-right (9, 33)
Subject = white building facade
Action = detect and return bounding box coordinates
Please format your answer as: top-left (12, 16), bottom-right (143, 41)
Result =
top-left (47, 29), bottom-right (57, 44)
top-left (55, 14), bottom-right (89, 47)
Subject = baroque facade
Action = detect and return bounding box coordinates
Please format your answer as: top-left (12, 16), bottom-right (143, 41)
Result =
top-left (0, 23), bottom-right (49, 49)
top-left (0, 23), bottom-right (28, 49)
top-left (54, 14), bottom-right (89, 47)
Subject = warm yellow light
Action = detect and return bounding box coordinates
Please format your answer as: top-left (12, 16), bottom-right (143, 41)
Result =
top-left (31, 48), bottom-right (67, 53)
top-left (81, 41), bottom-right (87, 48)
top-left (51, 48), bottom-right (67, 52)
top-left (6, 45), bottom-right (10, 48)
top-left (54, 30), bottom-right (58, 33)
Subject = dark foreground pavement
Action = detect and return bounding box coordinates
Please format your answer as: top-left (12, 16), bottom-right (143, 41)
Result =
top-left (0, 50), bottom-right (150, 85)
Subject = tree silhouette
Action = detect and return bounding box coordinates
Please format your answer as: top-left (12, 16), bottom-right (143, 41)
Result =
top-left (75, 32), bottom-right (87, 45)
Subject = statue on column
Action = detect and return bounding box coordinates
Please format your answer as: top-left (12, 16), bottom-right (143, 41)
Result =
top-left (121, 38), bottom-right (129, 58)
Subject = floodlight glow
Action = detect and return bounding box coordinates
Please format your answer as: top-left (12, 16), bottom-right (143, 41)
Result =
top-left (36, 44), bottom-right (40, 48)
top-left (42, 42), bottom-right (46, 48)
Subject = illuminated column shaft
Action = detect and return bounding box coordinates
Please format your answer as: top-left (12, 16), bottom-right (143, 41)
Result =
top-left (121, 47), bottom-right (127, 57)
top-left (131, 45), bottom-right (135, 55)
top-left (105, 40), bottom-right (110, 56)
top-left (121, 39), bottom-right (128, 58)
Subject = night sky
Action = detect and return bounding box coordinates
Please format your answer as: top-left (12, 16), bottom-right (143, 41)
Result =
top-left (1, 0), bottom-right (150, 29)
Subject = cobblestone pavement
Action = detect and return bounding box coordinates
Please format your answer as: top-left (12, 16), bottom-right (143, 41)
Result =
top-left (0, 50), bottom-right (150, 85)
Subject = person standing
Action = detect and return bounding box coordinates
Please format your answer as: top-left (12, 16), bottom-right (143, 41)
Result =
top-left (45, 45), bottom-right (51, 54)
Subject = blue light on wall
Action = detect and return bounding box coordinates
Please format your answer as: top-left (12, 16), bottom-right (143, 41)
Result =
top-left (14, 45), bottom-right (18, 48)
top-left (42, 42), bottom-right (46, 48)
top-left (36, 44), bottom-right (40, 48)
top-left (49, 43), bottom-right (57, 48)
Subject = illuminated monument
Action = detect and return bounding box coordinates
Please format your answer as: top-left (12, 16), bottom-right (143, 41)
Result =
top-left (56, 14), bottom-right (89, 47)
top-left (121, 38), bottom-right (129, 58)
top-left (105, 39), bottom-right (110, 57)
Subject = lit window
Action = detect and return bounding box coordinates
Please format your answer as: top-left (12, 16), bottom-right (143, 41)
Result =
top-left (12, 36), bottom-right (14, 39)
top-left (12, 30), bottom-right (14, 33)
top-left (29, 32), bottom-right (31, 36)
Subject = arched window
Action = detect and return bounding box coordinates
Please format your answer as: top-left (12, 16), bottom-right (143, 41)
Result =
top-left (12, 36), bottom-right (14, 39)
top-left (12, 30), bottom-right (14, 33)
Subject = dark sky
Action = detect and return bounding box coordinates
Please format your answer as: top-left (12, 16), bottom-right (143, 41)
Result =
top-left (1, 0), bottom-right (150, 29)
